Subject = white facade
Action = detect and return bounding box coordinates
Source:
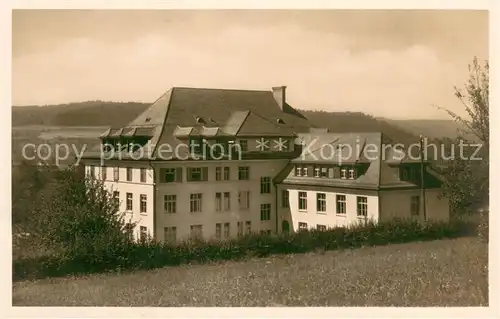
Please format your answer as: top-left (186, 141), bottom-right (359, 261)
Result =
top-left (85, 159), bottom-right (289, 242)
top-left (277, 186), bottom-right (379, 232)
top-left (85, 161), bottom-right (155, 240)
top-left (277, 185), bottom-right (450, 233)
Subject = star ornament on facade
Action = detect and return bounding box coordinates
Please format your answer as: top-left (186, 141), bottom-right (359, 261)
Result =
top-left (255, 137), bottom-right (270, 151)
top-left (273, 138), bottom-right (288, 151)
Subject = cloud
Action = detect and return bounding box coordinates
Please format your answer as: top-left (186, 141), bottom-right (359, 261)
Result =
top-left (12, 19), bottom-right (479, 119)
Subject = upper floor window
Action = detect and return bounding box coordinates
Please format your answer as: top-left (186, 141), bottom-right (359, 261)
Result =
top-left (113, 167), bottom-right (119, 181)
top-left (238, 166), bottom-right (250, 180)
top-left (140, 194), bottom-right (147, 214)
top-left (260, 177), bottom-right (271, 194)
top-left (126, 167), bottom-right (133, 182)
top-left (161, 167), bottom-right (182, 183)
top-left (348, 168), bottom-right (357, 180)
top-left (294, 165), bottom-right (302, 177)
top-left (298, 191), bottom-right (307, 211)
top-left (340, 168), bottom-right (347, 180)
top-left (239, 140), bottom-right (248, 152)
top-left (187, 167), bottom-right (208, 182)
top-left (260, 203), bottom-right (271, 221)
top-left (140, 168), bottom-right (147, 183)
top-left (190, 193), bottom-right (203, 213)
top-left (282, 190), bottom-right (289, 208)
top-left (223, 167), bottom-right (230, 180)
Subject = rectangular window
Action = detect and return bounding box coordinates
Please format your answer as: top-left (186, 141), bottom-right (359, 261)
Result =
top-left (187, 167), bottom-right (202, 181)
top-left (190, 193), bottom-right (202, 213)
top-left (101, 166), bottom-right (107, 180)
top-left (164, 227), bottom-right (176, 243)
top-left (126, 193), bottom-right (133, 211)
top-left (411, 195), bottom-right (420, 215)
top-left (140, 194), bottom-right (147, 214)
top-left (223, 192), bottom-right (231, 211)
top-left (89, 165), bottom-right (95, 179)
top-left (348, 168), bottom-right (357, 180)
top-left (238, 166), bottom-right (250, 180)
top-left (298, 191), bottom-right (307, 211)
top-left (320, 166), bottom-right (328, 178)
top-left (223, 167), bottom-right (230, 180)
top-left (316, 193), bottom-right (326, 212)
top-left (215, 192), bottom-right (222, 211)
top-left (357, 196), bottom-right (368, 217)
top-left (163, 168), bottom-right (179, 183)
top-left (113, 191), bottom-right (120, 207)
top-left (164, 195), bottom-right (176, 214)
top-left (245, 221), bottom-right (251, 234)
top-left (282, 190), bottom-right (289, 208)
top-left (237, 222), bottom-right (244, 237)
top-left (314, 166), bottom-right (320, 177)
top-left (140, 168), bottom-right (147, 183)
top-left (239, 140), bottom-right (248, 152)
top-left (190, 225), bottom-right (203, 240)
top-left (139, 226), bottom-right (147, 242)
top-left (295, 165), bottom-right (302, 177)
top-left (340, 168), bottom-right (347, 180)
top-left (298, 222), bottom-right (308, 231)
top-left (215, 167), bottom-right (222, 181)
top-left (260, 203), bottom-right (271, 221)
top-left (260, 176), bottom-right (271, 194)
top-left (238, 191), bottom-right (250, 210)
top-left (126, 167), bottom-right (132, 182)
top-left (113, 166), bottom-right (119, 181)
top-left (215, 223), bottom-right (222, 239)
top-left (317, 224), bottom-right (327, 232)
top-left (303, 167), bottom-right (308, 176)
top-left (336, 195), bottom-right (346, 215)
top-left (224, 223), bottom-right (230, 238)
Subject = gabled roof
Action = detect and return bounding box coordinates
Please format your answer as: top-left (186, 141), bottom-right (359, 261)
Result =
top-left (278, 132), bottom-right (444, 190)
top-left (83, 86), bottom-right (311, 160)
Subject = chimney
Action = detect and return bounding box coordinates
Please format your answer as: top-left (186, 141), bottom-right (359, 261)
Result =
top-left (272, 86), bottom-right (287, 110)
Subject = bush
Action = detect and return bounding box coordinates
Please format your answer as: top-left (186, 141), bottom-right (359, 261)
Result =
top-left (13, 217), bottom-right (475, 281)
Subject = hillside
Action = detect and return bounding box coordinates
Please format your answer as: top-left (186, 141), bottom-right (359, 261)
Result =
top-left (381, 118), bottom-right (464, 139)
top-left (12, 101), bottom-right (149, 127)
top-left (13, 101), bottom-right (426, 142)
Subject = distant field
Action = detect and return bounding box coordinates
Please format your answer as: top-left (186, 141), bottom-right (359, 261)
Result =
top-left (12, 237), bottom-right (488, 307)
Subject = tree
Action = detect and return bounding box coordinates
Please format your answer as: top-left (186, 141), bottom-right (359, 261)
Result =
top-left (31, 166), bottom-right (136, 257)
top-left (437, 57), bottom-right (489, 216)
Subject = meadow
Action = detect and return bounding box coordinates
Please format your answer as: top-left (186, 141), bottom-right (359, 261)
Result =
top-left (12, 236), bottom-right (487, 307)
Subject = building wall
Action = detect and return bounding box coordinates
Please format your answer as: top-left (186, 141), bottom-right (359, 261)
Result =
top-left (154, 159), bottom-right (289, 242)
top-left (379, 188), bottom-right (449, 222)
top-left (85, 160), bottom-right (155, 240)
top-left (277, 185), bottom-right (379, 231)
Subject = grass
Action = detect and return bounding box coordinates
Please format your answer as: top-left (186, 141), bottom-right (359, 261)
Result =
top-left (12, 236), bottom-right (487, 307)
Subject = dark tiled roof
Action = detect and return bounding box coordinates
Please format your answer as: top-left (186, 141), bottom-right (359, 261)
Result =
top-left (278, 132), bottom-right (443, 190)
top-left (83, 86), bottom-right (311, 161)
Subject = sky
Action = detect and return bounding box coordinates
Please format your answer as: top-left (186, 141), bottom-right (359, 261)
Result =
top-left (12, 10), bottom-right (488, 119)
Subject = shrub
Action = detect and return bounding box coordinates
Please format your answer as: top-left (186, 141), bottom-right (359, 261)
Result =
top-left (13, 217), bottom-right (475, 281)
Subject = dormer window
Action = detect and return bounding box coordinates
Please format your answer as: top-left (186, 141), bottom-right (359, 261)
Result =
top-left (348, 168), bottom-right (357, 180)
top-left (145, 117), bottom-right (151, 123)
top-left (196, 116), bottom-right (206, 124)
top-left (340, 168), bottom-right (347, 179)
top-left (276, 118), bottom-right (285, 124)
top-left (209, 118), bottom-right (217, 124)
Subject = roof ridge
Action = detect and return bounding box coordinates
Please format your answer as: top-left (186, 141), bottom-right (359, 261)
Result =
top-left (172, 86), bottom-right (270, 93)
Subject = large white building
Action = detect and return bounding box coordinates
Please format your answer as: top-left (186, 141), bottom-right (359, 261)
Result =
top-left (82, 86), bottom-right (449, 242)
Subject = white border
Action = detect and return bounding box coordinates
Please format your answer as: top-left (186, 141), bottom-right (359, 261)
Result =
top-left (3, 1), bottom-right (497, 318)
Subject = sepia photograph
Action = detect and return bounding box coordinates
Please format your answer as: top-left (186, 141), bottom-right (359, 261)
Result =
top-left (10, 7), bottom-right (490, 309)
